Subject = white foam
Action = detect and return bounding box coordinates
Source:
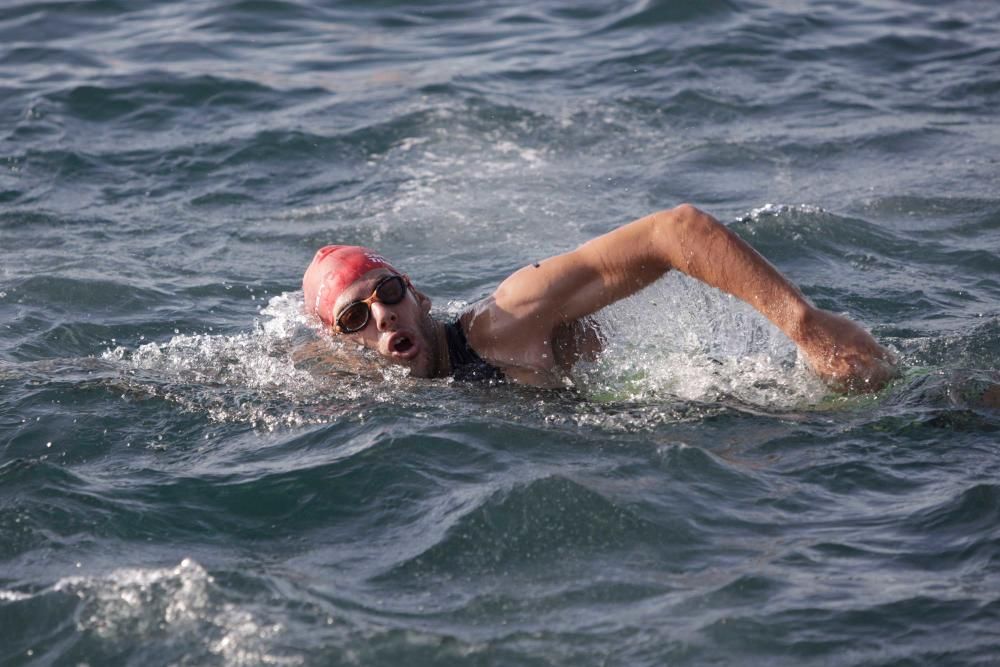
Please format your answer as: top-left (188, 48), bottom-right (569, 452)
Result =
top-left (49, 558), bottom-right (302, 665)
top-left (0, 589), bottom-right (31, 601)
top-left (100, 292), bottom-right (422, 429)
top-left (101, 293), bottom-right (332, 429)
top-left (104, 293), bottom-right (315, 394)
top-left (743, 202), bottom-right (826, 222)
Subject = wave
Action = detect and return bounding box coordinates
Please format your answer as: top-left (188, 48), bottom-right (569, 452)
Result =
top-left (376, 473), bottom-right (691, 580)
top-left (0, 558), bottom-right (303, 666)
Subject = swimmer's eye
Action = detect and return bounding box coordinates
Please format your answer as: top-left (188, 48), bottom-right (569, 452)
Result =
top-left (334, 275), bottom-right (408, 333)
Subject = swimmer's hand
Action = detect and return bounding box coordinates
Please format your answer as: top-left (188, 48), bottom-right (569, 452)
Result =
top-left (794, 307), bottom-right (898, 393)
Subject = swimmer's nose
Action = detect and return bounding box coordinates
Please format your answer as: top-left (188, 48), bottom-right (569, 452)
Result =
top-left (371, 301), bottom-right (397, 331)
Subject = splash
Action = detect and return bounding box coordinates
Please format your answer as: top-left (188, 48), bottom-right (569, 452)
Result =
top-left (742, 202), bottom-right (826, 222)
top-left (573, 273), bottom-right (829, 408)
top-left (99, 279), bottom-right (830, 433)
top-left (105, 297), bottom-right (315, 393)
top-left (101, 293), bottom-right (406, 430)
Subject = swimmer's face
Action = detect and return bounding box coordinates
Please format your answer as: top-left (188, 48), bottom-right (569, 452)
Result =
top-left (331, 268), bottom-right (440, 377)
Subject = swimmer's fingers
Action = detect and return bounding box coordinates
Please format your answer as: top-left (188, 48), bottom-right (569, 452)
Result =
top-left (796, 308), bottom-right (898, 394)
top-left (822, 351), bottom-right (898, 394)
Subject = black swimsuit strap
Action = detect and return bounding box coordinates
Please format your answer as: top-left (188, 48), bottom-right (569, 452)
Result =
top-left (444, 319), bottom-right (505, 382)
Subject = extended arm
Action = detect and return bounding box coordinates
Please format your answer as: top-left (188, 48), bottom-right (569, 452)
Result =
top-left (494, 204), bottom-right (896, 392)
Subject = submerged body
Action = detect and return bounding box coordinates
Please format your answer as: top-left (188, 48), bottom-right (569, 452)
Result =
top-left (303, 205), bottom-right (897, 392)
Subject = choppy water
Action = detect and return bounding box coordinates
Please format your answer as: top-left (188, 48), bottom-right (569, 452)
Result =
top-left (2, 0), bottom-right (999, 665)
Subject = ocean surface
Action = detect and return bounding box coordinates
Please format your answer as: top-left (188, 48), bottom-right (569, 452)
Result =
top-left (2, 0), bottom-right (999, 665)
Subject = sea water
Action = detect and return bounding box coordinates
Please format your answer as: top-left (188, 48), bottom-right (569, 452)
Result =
top-left (1, 0), bottom-right (999, 664)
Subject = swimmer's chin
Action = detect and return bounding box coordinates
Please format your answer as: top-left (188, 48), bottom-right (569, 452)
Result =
top-left (376, 347), bottom-right (441, 379)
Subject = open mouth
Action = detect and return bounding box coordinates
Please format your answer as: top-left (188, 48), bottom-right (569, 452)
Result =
top-left (393, 335), bottom-right (413, 354)
top-left (386, 331), bottom-right (419, 360)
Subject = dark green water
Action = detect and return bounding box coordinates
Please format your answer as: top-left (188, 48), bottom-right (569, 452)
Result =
top-left (2, 1), bottom-right (999, 665)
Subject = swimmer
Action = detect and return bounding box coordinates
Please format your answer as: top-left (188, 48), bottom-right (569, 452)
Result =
top-left (302, 204), bottom-right (897, 392)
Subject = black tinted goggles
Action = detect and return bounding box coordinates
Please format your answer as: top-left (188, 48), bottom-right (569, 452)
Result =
top-left (334, 274), bottom-right (408, 333)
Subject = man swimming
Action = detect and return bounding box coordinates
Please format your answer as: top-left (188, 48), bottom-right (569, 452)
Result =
top-left (302, 204), bottom-right (897, 392)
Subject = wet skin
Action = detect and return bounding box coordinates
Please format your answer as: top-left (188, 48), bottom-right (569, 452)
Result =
top-left (325, 205), bottom-right (897, 392)
top-left (329, 269), bottom-right (600, 386)
top-left (330, 268), bottom-right (447, 379)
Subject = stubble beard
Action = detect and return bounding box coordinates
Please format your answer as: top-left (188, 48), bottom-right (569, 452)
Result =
top-left (417, 315), bottom-right (444, 378)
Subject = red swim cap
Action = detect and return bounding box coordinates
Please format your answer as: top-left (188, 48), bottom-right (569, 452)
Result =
top-left (302, 245), bottom-right (396, 325)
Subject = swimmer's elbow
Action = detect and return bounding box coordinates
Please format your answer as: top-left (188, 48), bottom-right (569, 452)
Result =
top-left (648, 203), bottom-right (719, 270)
top-left (666, 203), bottom-right (717, 236)
top-left (668, 202), bottom-right (706, 220)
